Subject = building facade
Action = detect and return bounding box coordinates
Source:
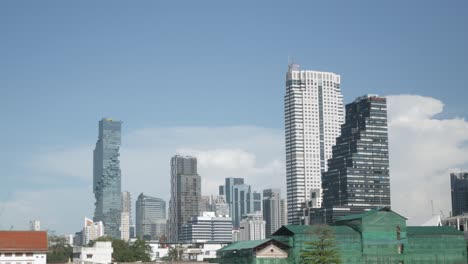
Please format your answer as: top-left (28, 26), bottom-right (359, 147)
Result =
top-left (263, 189), bottom-right (286, 237)
top-left (168, 155), bottom-right (201, 242)
top-left (0, 231), bottom-right (48, 264)
top-left (239, 213), bottom-right (266, 241)
top-left (82, 217), bottom-right (104, 246)
top-left (285, 65), bottom-right (344, 224)
top-left (120, 191), bottom-right (131, 241)
top-left (135, 193), bottom-right (166, 240)
top-left (312, 95), bottom-right (390, 224)
top-left (217, 208), bottom-right (467, 264)
top-left (93, 118), bottom-right (122, 238)
top-left (29, 220), bottom-right (40, 231)
top-left (180, 212), bottom-right (233, 243)
top-left (451, 172), bottom-right (468, 217)
top-left (73, 241), bottom-right (113, 264)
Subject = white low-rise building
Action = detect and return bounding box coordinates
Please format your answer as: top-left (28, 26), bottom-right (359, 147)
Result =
top-left (73, 242), bottom-right (113, 264)
top-left (0, 231), bottom-right (48, 264)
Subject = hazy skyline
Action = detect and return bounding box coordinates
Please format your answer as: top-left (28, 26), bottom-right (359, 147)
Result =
top-left (1, 1), bottom-right (467, 233)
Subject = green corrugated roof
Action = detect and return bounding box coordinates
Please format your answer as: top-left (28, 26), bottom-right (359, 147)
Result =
top-left (335, 206), bottom-right (407, 222)
top-left (273, 225), bottom-right (358, 236)
top-left (218, 239), bottom-right (273, 252)
top-left (407, 226), bottom-right (463, 236)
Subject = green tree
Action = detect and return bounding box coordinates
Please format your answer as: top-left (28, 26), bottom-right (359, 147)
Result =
top-left (47, 236), bottom-right (72, 263)
top-left (161, 246), bottom-right (182, 261)
top-left (300, 225), bottom-right (342, 264)
top-left (88, 237), bottom-right (152, 262)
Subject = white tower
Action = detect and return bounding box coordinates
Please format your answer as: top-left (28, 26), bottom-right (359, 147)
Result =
top-left (284, 64), bottom-right (344, 224)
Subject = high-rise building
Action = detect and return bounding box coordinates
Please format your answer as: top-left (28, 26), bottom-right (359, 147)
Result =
top-left (262, 189), bottom-right (286, 237)
top-left (239, 213), bottom-right (265, 241)
top-left (168, 155), bottom-right (201, 242)
top-left (314, 95), bottom-right (390, 224)
top-left (135, 193), bottom-right (166, 240)
top-left (180, 212), bottom-right (233, 243)
top-left (284, 65), bottom-right (344, 224)
top-left (223, 178), bottom-right (261, 228)
top-left (93, 118), bottom-right (122, 238)
top-left (224, 177), bottom-right (244, 217)
top-left (451, 172), bottom-right (468, 216)
top-left (212, 195), bottom-right (230, 217)
top-left (199, 195), bottom-right (212, 214)
top-left (82, 217), bottom-right (104, 245)
top-left (120, 191), bottom-right (131, 241)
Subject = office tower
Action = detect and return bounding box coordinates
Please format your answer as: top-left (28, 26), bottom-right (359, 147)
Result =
top-left (232, 184), bottom-right (250, 228)
top-left (29, 220), bottom-right (40, 231)
top-left (219, 185), bottom-right (225, 195)
top-left (239, 213), bottom-right (266, 241)
top-left (180, 212), bottom-right (233, 243)
top-left (316, 95), bottom-right (390, 224)
top-left (263, 189), bottom-right (286, 237)
top-left (168, 155), bottom-right (201, 242)
top-left (247, 191), bottom-right (262, 213)
top-left (199, 195), bottom-right (212, 214)
top-left (82, 217), bottom-right (104, 245)
top-left (285, 64), bottom-right (344, 224)
top-left (135, 193), bottom-right (166, 240)
top-left (93, 118), bottom-right (122, 238)
top-left (224, 177), bottom-right (245, 216)
top-left (451, 172), bottom-right (468, 216)
top-left (120, 191), bottom-right (131, 241)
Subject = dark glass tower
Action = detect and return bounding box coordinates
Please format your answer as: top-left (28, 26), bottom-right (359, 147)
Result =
top-left (451, 172), bottom-right (468, 216)
top-left (314, 95), bottom-right (390, 224)
top-left (136, 193), bottom-right (166, 240)
top-left (93, 118), bottom-right (122, 238)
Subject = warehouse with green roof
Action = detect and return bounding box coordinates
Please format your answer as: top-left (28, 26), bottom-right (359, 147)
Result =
top-left (216, 207), bottom-right (467, 264)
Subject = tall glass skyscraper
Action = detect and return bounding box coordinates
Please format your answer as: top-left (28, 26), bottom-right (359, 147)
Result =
top-left (93, 118), bottom-right (122, 238)
top-left (284, 64), bottom-right (344, 224)
top-left (451, 172), bottom-right (468, 216)
top-left (136, 193), bottom-right (166, 240)
top-left (314, 95), bottom-right (390, 224)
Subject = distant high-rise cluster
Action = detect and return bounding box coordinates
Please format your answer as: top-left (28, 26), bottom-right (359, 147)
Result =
top-left (284, 65), bottom-right (344, 224)
top-left (451, 172), bottom-right (468, 216)
top-left (93, 118), bottom-right (122, 238)
top-left (168, 155), bottom-right (201, 242)
top-left (136, 193), bottom-right (166, 240)
top-left (120, 191), bottom-right (131, 241)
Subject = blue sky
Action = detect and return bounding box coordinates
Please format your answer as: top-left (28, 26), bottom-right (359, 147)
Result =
top-left (1, 1), bottom-right (467, 233)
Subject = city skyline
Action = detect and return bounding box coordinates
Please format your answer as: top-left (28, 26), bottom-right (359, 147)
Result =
top-left (1, 1), bottom-right (468, 234)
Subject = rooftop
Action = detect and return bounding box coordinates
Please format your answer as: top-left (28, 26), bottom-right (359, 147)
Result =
top-left (0, 231), bottom-right (48, 252)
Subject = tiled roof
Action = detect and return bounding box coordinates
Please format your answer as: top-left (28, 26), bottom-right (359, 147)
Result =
top-left (0, 231), bottom-right (48, 252)
top-left (407, 226), bottom-right (463, 236)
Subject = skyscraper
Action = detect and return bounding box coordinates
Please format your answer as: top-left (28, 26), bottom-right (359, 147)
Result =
top-left (135, 193), bottom-right (166, 240)
top-left (262, 189), bottom-right (286, 237)
top-left (315, 95), bottom-right (390, 224)
top-left (285, 64), bottom-right (344, 224)
top-left (120, 191), bottom-right (131, 241)
top-left (168, 155), bottom-right (201, 242)
top-left (93, 118), bottom-right (122, 238)
top-left (451, 172), bottom-right (468, 216)
top-left (239, 212), bottom-right (266, 241)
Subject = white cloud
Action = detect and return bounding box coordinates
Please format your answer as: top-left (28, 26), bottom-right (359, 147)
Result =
top-left (3, 94), bottom-right (468, 233)
top-left (387, 95), bottom-right (468, 224)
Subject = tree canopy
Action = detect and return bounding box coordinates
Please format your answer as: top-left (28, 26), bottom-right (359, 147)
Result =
top-left (90, 237), bottom-right (152, 262)
top-left (300, 225), bottom-right (342, 264)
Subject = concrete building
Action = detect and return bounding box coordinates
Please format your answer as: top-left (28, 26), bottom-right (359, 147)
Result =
top-left (73, 241), bottom-right (113, 264)
top-left (285, 65), bottom-right (344, 224)
top-left (29, 220), bottom-right (40, 231)
top-left (311, 95), bottom-right (391, 224)
top-left (212, 195), bottom-right (229, 217)
top-left (82, 217), bottom-right (104, 246)
top-left (135, 193), bottom-right (166, 240)
top-left (120, 191), bottom-right (131, 241)
top-left (168, 155), bottom-right (201, 242)
top-left (227, 180), bottom-right (262, 228)
top-left (262, 189), bottom-right (286, 237)
top-left (217, 207), bottom-right (467, 264)
top-left (451, 172), bottom-right (468, 216)
top-left (239, 213), bottom-right (266, 241)
top-left (93, 118), bottom-right (122, 238)
top-left (148, 242), bottom-right (227, 262)
top-left (180, 212), bottom-right (233, 243)
top-left (0, 231), bottom-right (48, 264)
